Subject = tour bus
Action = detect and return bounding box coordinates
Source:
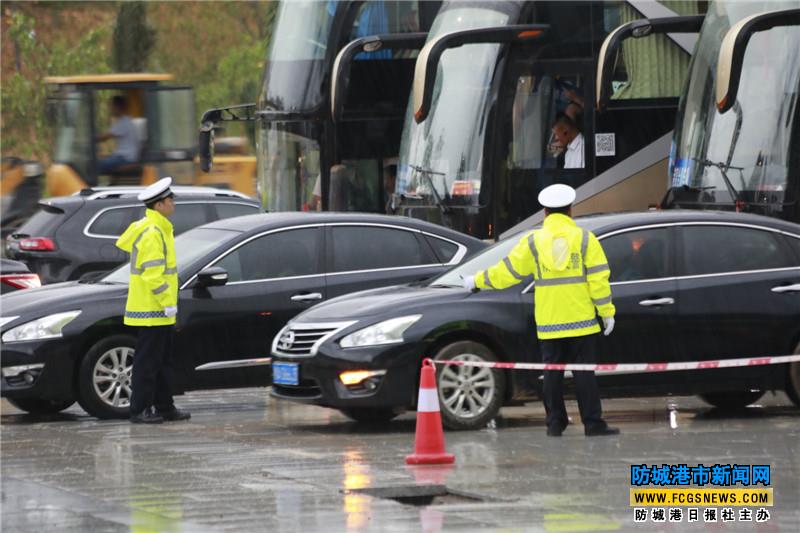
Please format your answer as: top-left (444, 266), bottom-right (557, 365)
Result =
top-left (200, 0), bottom-right (442, 212)
top-left (392, 0), bottom-right (707, 239)
top-left (593, 2), bottom-right (799, 225)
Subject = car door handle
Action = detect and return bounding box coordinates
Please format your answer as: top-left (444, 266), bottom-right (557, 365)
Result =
top-left (771, 283), bottom-right (800, 293)
top-left (638, 297), bottom-right (675, 307)
top-left (291, 292), bottom-right (323, 302)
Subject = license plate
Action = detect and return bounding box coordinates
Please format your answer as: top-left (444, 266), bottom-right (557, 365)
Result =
top-left (272, 362), bottom-right (299, 386)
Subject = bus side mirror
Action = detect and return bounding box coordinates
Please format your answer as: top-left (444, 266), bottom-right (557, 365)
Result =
top-left (199, 122), bottom-right (215, 173)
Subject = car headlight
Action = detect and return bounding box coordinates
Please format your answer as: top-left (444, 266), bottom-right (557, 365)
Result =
top-left (339, 315), bottom-right (421, 348)
top-left (1, 311), bottom-right (81, 343)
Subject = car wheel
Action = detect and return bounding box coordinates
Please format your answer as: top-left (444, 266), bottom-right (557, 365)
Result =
top-left (699, 391), bottom-right (765, 409)
top-left (6, 397), bottom-right (75, 415)
top-left (433, 341), bottom-right (505, 431)
top-left (340, 407), bottom-right (399, 424)
top-left (77, 335), bottom-right (135, 419)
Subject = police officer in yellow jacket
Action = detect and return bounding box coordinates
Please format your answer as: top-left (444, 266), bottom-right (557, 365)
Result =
top-left (464, 184), bottom-right (619, 437)
top-left (116, 177), bottom-right (190, 424)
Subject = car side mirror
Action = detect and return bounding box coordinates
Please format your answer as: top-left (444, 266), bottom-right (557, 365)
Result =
top-left (196, 266), bottom-right (228, 288)
top-left (198, 122), bottom-right (215, 173)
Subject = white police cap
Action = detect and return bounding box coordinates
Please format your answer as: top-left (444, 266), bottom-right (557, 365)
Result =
top-left (137, 177), bottom-right (174, 203)
top-left (538, 183), bottom-right (576, 209)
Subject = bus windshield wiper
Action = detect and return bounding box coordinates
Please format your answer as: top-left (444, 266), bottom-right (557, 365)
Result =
top-left (693, 158), bottom-right (744, 203)
top-left (408, 164), bottom-right (449, 215)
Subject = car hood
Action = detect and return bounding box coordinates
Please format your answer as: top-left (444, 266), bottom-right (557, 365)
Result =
top-left (296, 284), bottom-right (470, 322)
top-left (0, 281), bottom-right (127, 321)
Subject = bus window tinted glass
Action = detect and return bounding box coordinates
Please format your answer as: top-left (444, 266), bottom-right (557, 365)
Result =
top-left (216, 228), bottom-right (320, 282)
top-left (332, 226), bottom-right (423, 272)
top-left (681, 226), bottom-right (791, 276)
top-left (603, 2), bottom-right (700, 100)
top-left (603, 228), bottom-right (671, 282)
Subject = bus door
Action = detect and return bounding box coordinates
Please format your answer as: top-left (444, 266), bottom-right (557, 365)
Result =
top-left (497, 57), bottom-right (594, 231)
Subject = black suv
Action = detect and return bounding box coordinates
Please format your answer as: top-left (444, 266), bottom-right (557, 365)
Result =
top-left (5, 186), bottom-right (260, 283)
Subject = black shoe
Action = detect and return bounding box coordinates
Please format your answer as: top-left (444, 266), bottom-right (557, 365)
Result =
top-left (157, 408), bottom-right (191, 421)
top-left (546, 426), bottom-right (563, 437)
top-left (130, 410), bottom-right (164, 424)
top-left (585, 426), bottom-right (620, 437)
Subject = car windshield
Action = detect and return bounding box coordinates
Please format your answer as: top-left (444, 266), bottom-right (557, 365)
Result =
top-left (102, 228), bottom-right (240, 284)
top-left (431, 232), bottom-right (525, 287)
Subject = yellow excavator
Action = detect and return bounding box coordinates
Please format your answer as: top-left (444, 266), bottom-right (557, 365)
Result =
top-left (43, 73), bottom-right (256, 197)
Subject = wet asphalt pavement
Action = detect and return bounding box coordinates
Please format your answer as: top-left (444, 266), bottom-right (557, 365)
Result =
top-left (1, 390), bottom-right (798, 532)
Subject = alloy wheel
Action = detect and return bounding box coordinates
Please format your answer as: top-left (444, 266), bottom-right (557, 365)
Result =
top-left (437, 353), bottom-right (496, 421)
top-left (92, 347), bottom-right (134, 409)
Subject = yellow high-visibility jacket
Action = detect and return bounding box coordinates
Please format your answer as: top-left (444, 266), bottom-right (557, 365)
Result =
top-left (115, 209), bottom-right (178, 327)
top-left (476, 213), bottom-right (615, 339)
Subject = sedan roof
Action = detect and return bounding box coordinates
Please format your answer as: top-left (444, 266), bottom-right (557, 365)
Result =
top-left (558, 210), bottom-right (800, 238)
top-left (203, 212), bottom-right (483, 243)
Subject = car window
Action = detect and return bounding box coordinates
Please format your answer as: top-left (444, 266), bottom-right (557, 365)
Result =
top-left (17, 206), bottom-right (64, 236)
top-left (424, 235), bottom-right (459, 263)
top-left (214, 203), bottom-right (259, 221)
top-left (172, 204), bottom-right (210, 235)
top-left (603, 228), bottom-right (671, 282)
top-left (784, 235), bottom-right (800, 263)
top-left (681, 226), bottom-right (791, 276)
top-left (214, 227), bottom-right (321, 282)
top-left (87, 207), bottom-right (138, 236)
top-left (332, 226), bottom-right (424, 272)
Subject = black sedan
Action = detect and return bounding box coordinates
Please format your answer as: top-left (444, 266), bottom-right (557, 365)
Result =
top-left (270, 211), bottom-right (800, 429)
top-left (1, 212), bottom-right (484, 418)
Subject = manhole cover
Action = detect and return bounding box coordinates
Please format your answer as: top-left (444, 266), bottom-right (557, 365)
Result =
top-left (343, 485), bottom-right (494, 507)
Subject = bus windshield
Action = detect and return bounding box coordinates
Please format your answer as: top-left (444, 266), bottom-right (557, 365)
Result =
top-left (670, 1), bottom-right (800, 215)
top-left (396, 2), bottom-right (519, 206)
top-left (259, 0), bottom-right (337, 112)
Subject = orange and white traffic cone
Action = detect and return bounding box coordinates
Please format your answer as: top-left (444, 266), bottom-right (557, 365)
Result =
top-left (406, 358), bottom-right (455, 465)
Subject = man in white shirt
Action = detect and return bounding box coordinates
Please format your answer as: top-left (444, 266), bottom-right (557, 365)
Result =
top-left (552, 115), bottom-right (584, 169)
top-left (96, 96), bottom-right (141, 175)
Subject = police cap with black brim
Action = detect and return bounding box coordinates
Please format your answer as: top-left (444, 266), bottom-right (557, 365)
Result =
top-left (538, 183), bottom-right (576, 209)
top-left (138, 177), bottom-right (174, 204)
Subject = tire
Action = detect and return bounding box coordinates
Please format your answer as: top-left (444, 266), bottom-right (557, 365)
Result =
top-left (340, 407), bottom-right (399, 424)
top-left (77, 334), bottom-right (136, 419)
top-left (433, 340), bottom-right (505, 430)
top-left (6, 397), bottom-right (75, 415)
top-left (699, 391), bottom-right (765, 410)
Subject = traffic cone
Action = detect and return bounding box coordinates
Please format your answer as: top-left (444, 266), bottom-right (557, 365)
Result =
top-left (406, 358), bottom-right (455, 465)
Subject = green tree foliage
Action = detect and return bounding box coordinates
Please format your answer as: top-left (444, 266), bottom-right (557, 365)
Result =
top-left (112, 1), bottom-right (156, 72)
top-left (1, 11), bottom-right (109, 160)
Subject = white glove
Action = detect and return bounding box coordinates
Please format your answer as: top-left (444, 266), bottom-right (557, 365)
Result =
top-left (461, 275), bottom-right (477, 292)
top-left (602, 316), bottom-right (615, 336)
top-left (164, 306), bottom-right (178, 318)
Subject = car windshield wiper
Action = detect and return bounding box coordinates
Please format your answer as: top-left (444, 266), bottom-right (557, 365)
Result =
top-left (408, 164), bottom-right (449, 215)
top-left (693, 158), bottom-right (744, 202)
top-left (428, 283), bottom-right (460, 289)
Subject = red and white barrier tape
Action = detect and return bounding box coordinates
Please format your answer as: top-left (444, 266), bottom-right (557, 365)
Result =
top-left (430, 354), bottom-right (800, 373)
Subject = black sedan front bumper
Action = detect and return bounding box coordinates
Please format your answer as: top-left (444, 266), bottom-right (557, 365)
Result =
top-left (270, 341), bottom-right (428, 410)
top-left (1, 337), bottom-right (78, 401)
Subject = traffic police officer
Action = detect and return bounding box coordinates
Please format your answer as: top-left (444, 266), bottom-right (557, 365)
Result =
top-left (464, 184), bottom-right (619, 437)
top-left (116, 177), bottom-right (190, 424)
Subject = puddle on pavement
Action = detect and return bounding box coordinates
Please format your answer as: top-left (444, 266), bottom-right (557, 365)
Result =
top-left (343, 484), bottom-right (493, 507)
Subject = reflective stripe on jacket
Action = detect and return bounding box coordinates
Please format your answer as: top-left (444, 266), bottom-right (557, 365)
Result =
top-left (475, 213), bottom-right (615, 339)
top-left (115, 209), bottom-right (178, 326)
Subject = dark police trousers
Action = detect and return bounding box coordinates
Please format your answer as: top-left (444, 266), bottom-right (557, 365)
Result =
top-left (130, 325), bottom-right (176, 416)
top-left (540, 333), bottom-right (607, 432)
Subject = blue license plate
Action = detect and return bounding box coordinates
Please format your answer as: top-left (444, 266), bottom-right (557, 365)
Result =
top-left (272, 362), bottom-right (299, 386)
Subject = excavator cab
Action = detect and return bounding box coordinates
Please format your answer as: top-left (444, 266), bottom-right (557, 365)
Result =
top-left (45, 74), bottom-right (198, 196)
